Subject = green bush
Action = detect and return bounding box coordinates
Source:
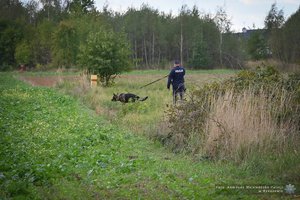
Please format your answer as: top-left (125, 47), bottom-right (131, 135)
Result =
top-left (0, 63), bottom-right (13, 71)
top-left (78, 29), bottom-right (131, 86)
top-left (15, 40), bottom-right (33, 66)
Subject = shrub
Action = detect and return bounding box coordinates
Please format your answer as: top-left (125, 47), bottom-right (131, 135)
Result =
top-left (78, 29), bottom-right (131, 86)
top-left (15, 40), bottom-right (33, 66)
top-left (163, 66), bottom-right (300, 161)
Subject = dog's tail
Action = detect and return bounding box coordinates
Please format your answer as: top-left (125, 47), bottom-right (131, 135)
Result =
top-left (139, 96), bottom-right (148, 101)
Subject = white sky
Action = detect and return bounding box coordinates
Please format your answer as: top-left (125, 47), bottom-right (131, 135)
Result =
top-left (94, 0), bottom-right (300, 32)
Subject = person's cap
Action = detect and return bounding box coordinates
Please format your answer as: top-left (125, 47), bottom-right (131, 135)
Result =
top-left (174, 60), bottom-right (180, 64)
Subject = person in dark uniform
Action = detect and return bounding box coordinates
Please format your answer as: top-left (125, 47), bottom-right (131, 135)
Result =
top-left (167, 60), bottom-right (186, 104)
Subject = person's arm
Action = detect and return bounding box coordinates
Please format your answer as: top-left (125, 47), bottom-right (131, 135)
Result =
top-left (167, 70), bottom-right (174, 89)
top-left (183, 68), bottom-right (185, 82)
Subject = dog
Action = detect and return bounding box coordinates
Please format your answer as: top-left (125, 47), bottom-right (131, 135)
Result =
top-left (111, 93), bottom-right (148, 103)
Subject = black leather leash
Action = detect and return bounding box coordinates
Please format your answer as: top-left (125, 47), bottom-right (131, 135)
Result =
top-left (139, 74), bottom-right (168, 89)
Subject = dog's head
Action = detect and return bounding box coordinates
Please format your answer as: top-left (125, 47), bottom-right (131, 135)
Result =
top-left (111, 93), bottom-right (119, 101)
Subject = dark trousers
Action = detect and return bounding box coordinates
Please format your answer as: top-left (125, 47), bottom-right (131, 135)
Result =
top-left (172, 84), bottom-right (185, 104)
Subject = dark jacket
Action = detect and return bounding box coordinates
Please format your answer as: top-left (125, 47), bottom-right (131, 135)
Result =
top-left (167, 66), bottom-right (185, 90)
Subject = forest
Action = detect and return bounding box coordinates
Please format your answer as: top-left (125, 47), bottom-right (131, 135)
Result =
top-left (0, 0), bottom-right (299, 71)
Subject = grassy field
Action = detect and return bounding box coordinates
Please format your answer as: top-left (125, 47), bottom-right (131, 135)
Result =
top-left (0, 71), bottom-right (298, 199)
top-left (56, 69), bottom-right (235, 136)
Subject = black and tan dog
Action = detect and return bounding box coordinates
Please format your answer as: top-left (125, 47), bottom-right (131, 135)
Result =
top-left (111, 93), bottom-right (148, 103)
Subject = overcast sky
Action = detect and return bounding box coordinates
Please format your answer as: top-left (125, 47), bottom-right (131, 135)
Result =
top-left (94, 0), bottom-right (299, 32)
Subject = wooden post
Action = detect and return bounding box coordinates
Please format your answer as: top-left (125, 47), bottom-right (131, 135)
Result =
top-left (91, 75), bottom-right (97, 87)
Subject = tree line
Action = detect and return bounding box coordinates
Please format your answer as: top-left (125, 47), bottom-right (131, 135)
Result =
top-left (0, 0), bottom-right (299, 71)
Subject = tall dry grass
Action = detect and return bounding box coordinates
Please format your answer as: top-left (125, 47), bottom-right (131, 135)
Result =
top-left (204, 88), bottom-right (299, 161)
top-left (163, 67), bottom-right (300, 164)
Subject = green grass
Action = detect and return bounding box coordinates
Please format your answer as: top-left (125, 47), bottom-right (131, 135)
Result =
top-left (0, 72), bottom-right (297, 199)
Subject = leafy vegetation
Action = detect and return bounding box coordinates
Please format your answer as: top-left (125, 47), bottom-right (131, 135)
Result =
top-left (247, 31), bottom-right (269, 60)
top-left (78, 29), bottom-right (131, 86)
top-left (52, 20), bottom-right (78, 68)
top-left (1, 0), bottom-right (299, 70)
top-left (15, 40), bottom-right (33, 66)
top-left (2, 72), bottom-right (293, 199)
top-left (263, 3), bottom-right (300, 64)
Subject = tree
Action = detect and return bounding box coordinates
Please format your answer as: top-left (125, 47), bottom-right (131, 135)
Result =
top-left (264, 3), bottom-right (285, 61)
top-left (247, 31), bottom-right (269, 60)
top-left (201, 17), bottom-right (220, 67)
top-left (214, 7), bottom-right (232, 67)
top-left (222, 33), bottom-right (245, 69)
top-left (282, 7), bottom-right (300, 63)
top-left (0, 0), bottom-right (26, 21)
top-left (34, 20), bottom-right (55, 66)
top-left (189, 32), bottom-right (211, 69)
top-left (25, 0), bottom-right (39, 24)
top-left (0, 1), bottom-right (251, 70)
top-left (78, 29), bottom-right (131, 86)
top-left (52, 20), bottom-right (78, 67)
top-left (69, 0), bottom-right (95, 14)
top-left (15, 40), bottom-right (33, 65)
top-left (264, 3), bottom-right (284, 30)
top-left (39, 0), bottom-right (65, 22)
top-left (0, 20), bottom-right (24, 68)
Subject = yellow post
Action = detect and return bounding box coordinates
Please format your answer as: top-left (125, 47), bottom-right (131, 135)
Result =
top-left (91, 75), bottom-right (97, 87)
